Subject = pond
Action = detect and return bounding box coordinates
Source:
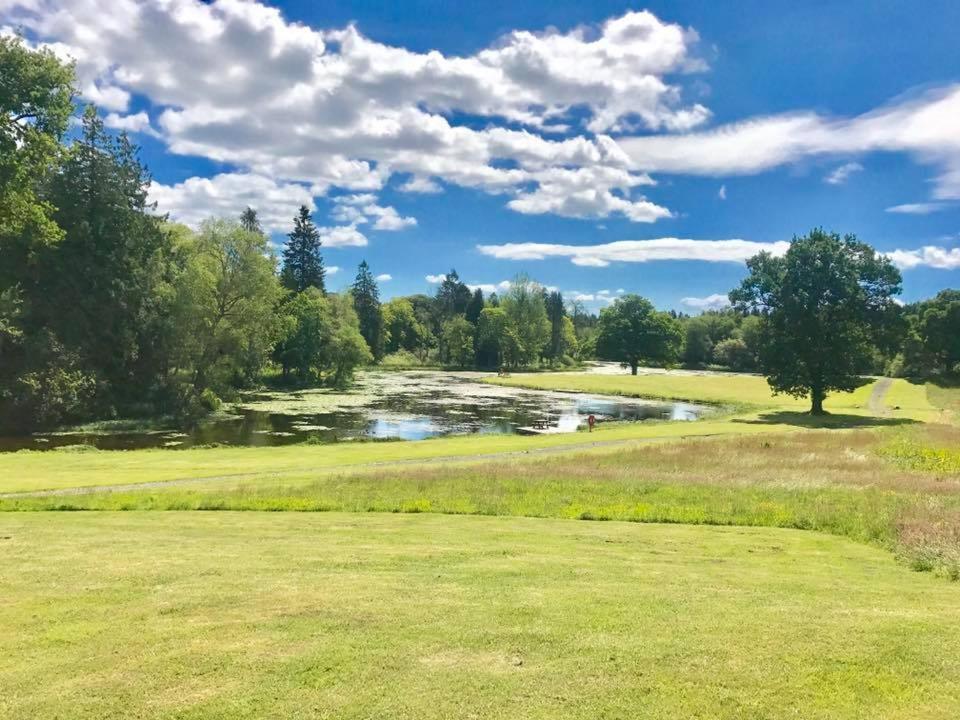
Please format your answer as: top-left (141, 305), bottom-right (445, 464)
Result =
top-left (5, 371), bottom-right (711, 451)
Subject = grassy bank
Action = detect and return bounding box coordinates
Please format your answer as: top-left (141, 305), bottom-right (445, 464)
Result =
top-left (2, 512), bottom-right (959, 719)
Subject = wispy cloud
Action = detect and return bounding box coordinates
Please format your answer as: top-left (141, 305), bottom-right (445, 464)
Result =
top-left (478, 238), bottom-right (791, 267)
top-left (885, 202), bottom-right (951, 215)
top-left (681, 294), bottom-right (730, 310)
top-left (375, 273), bottom-right (392, 282)
top-left (824, 162), bottom-right (863, 185)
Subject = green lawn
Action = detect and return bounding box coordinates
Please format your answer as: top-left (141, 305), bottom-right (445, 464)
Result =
top-left (2, 512), bottom-right (959, 719)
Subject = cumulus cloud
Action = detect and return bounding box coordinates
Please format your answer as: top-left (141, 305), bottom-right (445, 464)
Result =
top-left (681, 293), bottom-right (730, 310)
top-left (477, 238), bottom-right (791, 267)
top-left (2, 2), bottom-right (713, 225)
top-left (425, 274), bottom-right (445, 284)
top-left (885, 246), bottom-right (960, 270)
top-left (327, 265), bottom-right (340, 275)
top-left (103, 110), bottom-right (157, 136)
top-left (331, 194), bottom-right (417, 230)
top-left (318, 224), bottom-right (368, 247)
top-left (148, 172), bottom-right (314, 232)
top-left (467, 280), bottom-right (512, 294)
top-left (824, 161), bottom-right (863, 185)
top-left (375, 273), bottom-right (392, 282)
top-left (398, 176), bottom-right (442, 193)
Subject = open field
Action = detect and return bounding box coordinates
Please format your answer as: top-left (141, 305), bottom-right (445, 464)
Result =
top-left (2, 512), bottom-right (959, 720)
top-left (6, 425), bottom-right (960, 576)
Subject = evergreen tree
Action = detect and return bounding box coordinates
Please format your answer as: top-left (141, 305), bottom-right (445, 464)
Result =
top-left (281, 205), bottom-right (325, 294)
top-left (239, 207), bottom-right (262, 234)
top-left (546, 290), bottom-right (566, 361)
top-left (36, 106), bottom-right (175, 413)
top-left (436, 269), bottom-right (471, 320)
top-left (465, 287), bottom-right (485, 325)
top-left (351, 260), bottom-right (384, 360)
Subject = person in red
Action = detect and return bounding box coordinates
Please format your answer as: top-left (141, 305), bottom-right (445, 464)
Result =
top-left (587, 414), bottom-right (596, 432)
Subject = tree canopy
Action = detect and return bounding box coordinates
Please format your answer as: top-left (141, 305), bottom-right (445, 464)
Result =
top-left (731, 228), bottom-right (902, 414)
top-left (281, 205), bottom-right (325, 294)
top-left (595, 295), bottom-right (682, 374)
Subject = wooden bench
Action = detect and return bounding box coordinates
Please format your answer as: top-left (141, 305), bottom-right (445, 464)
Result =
top-left (531, 418), bottom-right (550, 430)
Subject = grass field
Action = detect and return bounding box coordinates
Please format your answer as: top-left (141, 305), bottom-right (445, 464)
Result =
top-left (2, 512), bottom-right (959, 720)
top-left (3, 371), bottom-right (959, 717)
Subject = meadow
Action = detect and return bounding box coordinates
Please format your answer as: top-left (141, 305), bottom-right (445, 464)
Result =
top-left (2, 370), bottom-right (959, 718)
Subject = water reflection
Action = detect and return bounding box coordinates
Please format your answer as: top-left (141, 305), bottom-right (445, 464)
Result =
top-left (3, 371), bottom-right (711, 451)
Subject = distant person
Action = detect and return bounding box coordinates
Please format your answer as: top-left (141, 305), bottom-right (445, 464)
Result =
top-left (587, 414), bottom-right (596, 432)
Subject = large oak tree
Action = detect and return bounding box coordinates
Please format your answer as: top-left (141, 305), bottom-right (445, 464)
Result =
top-left (730, 228), bottom-right (902, 414)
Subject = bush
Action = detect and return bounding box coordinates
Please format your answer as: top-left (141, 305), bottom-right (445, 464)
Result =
top-left (199, 388), bottom-right (222, 412)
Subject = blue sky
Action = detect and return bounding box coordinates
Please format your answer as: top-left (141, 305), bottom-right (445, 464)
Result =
top-left (5, 0), bottom-right (959, 310)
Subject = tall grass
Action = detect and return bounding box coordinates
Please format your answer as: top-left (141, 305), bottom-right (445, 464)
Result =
top-left (7, 427), bottom-right (960, 578)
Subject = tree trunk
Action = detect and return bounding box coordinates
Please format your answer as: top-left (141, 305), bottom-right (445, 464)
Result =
top-left (810, 387), bottom-right (825, 415)
top-left (630, 361), bottom-right (638, 376)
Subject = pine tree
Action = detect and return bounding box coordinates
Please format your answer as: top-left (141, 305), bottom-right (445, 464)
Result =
top-left (239, 207), bottom-right (262, 234)
top-left (351, 260), bottom-right (383, 360)
top-left (465, 288), bottom-right (484, 325)
top-left (281, 205), bottom-right (325, 294)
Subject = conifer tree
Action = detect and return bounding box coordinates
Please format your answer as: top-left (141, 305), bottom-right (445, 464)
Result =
top-left (281, 205), bottom-right (325, 294)
top-left (351, 260), bottom-right (383, 360)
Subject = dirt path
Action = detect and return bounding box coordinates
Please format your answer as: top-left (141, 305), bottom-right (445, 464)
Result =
top-left (0, 432), bottom-right (739, 500)
top-left (868, 377), bottom-right (893, 414)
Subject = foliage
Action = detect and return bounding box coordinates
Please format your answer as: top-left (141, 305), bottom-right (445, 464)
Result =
top-left (383, 298), bottom-right (431, 358)
top-left (170, 219), bottom-right (282, 403)
top-left (280, 205), bottom-right (325, 294)
top-left (731, 228), bottom-right (902, 413)
top-left (0, 35), bottom-right (74, 291)
top-left (595, 294), bottom-right (683, 374)
top-left (500, 274), bottom-right (550, 366)
top-left (441, 316), bottom-right (475, 368)
top-left (351, 260), bottom-right (384, 360)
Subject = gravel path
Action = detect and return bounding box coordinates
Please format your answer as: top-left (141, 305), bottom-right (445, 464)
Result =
top-left (867, 377), bottom-right (893, 414)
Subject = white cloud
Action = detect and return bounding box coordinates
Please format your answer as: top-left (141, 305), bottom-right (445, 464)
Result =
top-left (885, 202), bottom-right (951, 215)
top-left (467, 280), bottom-right (512, 294)
top-left (330, 195), bottom-right (417, 230)
top-left (717, 184), bottom-right (726, 200)
top-left (681, 293), bottom-right (730, 310)
top-left (477, 238), bottom-right (791, 267)
top-left (148, 172), bottom-right (314, 232)
top-left (398, 176), bottom-right (442, 193)
top-left (425, 274), bottom-right (445, 284)
top-left (103, 110), bottom-right (157, 136)
top-left (3, 2), bottom-right (713, 224)
top-left (318, 224), bottom-right (368, 247)
top-left (618, 86), bottom-right (960, 201)
top-left (327, 265), bottom-right (340, 275)
top-left (616, 288), bottom-right (625, 293)
top-left (824, 161), bottom-right (863, 185)
top-left (375, 273), bottom-right (392, 282)
top-left (885, 246), bottom-right (960, 270)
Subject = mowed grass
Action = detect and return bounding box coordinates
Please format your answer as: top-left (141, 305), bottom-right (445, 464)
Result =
top-left (2, 512), bottom-right (959, 719)
top-left (0, 375), bottom-right (938, 495)
top-left (8, 426), bottom-right (960, 577)
top-left (489, 372), bottom-right (940, 420)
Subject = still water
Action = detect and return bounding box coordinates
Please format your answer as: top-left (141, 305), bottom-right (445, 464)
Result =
top-left (6, 371), bottom-right (709, 451)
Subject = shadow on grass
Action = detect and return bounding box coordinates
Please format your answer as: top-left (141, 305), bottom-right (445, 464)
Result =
top-left (733, 411), bottom-right (920, 429)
